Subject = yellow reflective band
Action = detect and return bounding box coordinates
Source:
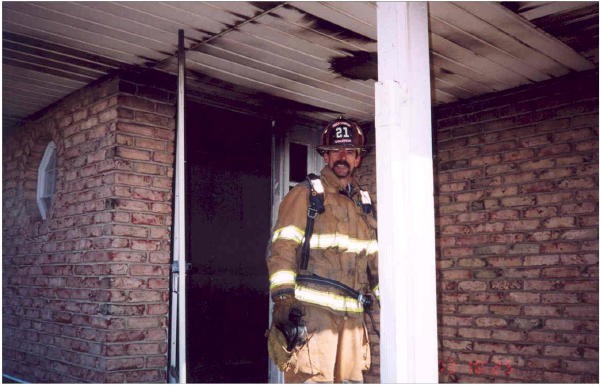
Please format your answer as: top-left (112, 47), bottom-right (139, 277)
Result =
top-left (272, 225), bottom-right (305, 244)
top-left (295, 285), bottom-right (364, 313)
top-left (366, 240), bottom-right (378, 255)
top-left (269, 270), bottom-right (297, 290)
top-left (373, 285), bottom-right (380, 300)
top-left (309, 233), bottom-right (377, 254)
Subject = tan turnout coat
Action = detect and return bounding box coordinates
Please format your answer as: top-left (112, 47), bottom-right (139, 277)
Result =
top-left (267, 166), bottom-right (379, 382)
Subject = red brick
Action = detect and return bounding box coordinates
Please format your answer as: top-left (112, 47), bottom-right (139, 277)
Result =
top-left (116, 146), bottom-right (151, 161)
top-left (475, 317), bottom-right (508, 327)
top-left (505, 219), bottom-right (541, 231)
top-left (521, 159), bottom-right (555, 170)
top-left (558, 177), bottom-right (596, 190)
top-left (543, 344), bottom-right (583, 356)
top-left (560, 202), bottom-right (597, 214)
top-left (147, 278), bottom-right (169, 289)
top-left (111, 224), bottom-right (148, 238)
top-left (458, 328), bottom-right (492, 339)
top-left (443, 247), bottom-right (474, 258)
top-left (135, 137), bottom-right (166, 151)
top-left (133, 162), bottom-right (163, 175)
top-left (564, 305), bottom-right (599, 317)
top-left (442, 315), bottom-right (474, 326)
top-left (458, 280), bottom-right (487, 291)
top-left (126, 317), bottom-right (162, 329)
top-left (491, 329), bottom-right (525, 341)
top-left (501, 195), bottom-right (536, 207)
top-left (442, 270), bottom-right (472, 280)
top-left (561, 229), bottom-right (598, 240)
top-left (115, 173), bottom-right (153, 187)
top-left (542, 264), bottom-right (582, 277)
top-left (506, 292), bottom-right (540, 303)
top-left (504, 148), bottom-right (536, 161)
top-left (450, 168), bottom-right (484, 180)
top-left (490, 306), bottom-right (522, 318)
top-left (486, 256), bottom-right (523, 267)
top-left (117, 122), bottom-right (155, 137)
top-left (147, 304), bottom-right (169, 315)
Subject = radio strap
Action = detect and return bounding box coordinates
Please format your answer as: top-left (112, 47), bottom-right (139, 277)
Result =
top-left (299, 174), bottom-right (325, 270)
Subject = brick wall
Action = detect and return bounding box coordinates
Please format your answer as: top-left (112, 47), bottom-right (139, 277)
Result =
top-left (435, 70), bottom-right (598, 382)
top-left (2, 70), bottom-right (176, 382)
top-left (356, 71), bottom-right (598, 383)
top-left (3, 64), bottom-right (597, 383)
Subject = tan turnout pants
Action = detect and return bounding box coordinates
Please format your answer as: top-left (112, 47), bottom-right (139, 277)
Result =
top-left (284, 304), bottom-right (371, 383)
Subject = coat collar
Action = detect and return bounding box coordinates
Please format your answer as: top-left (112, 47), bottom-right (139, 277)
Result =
top-left (320, 166), bottom-right (359, 195)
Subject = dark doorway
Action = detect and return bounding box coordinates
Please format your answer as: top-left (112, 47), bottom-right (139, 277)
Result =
top-left (185, 103), bottom-right (271, 383)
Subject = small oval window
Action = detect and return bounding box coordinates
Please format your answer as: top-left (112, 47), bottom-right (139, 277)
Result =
top-left (36, 141), bottom-right (57, 220)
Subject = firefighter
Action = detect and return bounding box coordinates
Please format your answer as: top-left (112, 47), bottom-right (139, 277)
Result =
top-left (267, 117), bottom-right (379, 383)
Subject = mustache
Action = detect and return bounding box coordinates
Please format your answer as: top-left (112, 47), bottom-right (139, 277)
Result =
top-left (333, 160), bottom-right (351, 168)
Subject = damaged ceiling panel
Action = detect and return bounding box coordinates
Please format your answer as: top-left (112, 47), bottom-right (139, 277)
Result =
top-left (2, 1), bottom-right (598, 132)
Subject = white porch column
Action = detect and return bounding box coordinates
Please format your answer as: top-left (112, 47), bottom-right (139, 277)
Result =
top-left (375, 2), bottom-right (438, 383)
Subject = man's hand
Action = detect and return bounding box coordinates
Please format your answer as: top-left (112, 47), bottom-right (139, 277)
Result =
top-left (272, 293), bottom-right (307, 350)
top-left (272, 293), bottom-right (296, 324)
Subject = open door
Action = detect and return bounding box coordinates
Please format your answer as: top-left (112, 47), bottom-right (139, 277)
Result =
top-left (185, 103), bottom-right (272, 383)
top-left (268, 121), bottom-right (323, 383)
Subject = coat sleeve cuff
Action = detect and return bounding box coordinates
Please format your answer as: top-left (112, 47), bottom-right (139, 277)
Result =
top-left (269, 270), bottom-right (297, 300)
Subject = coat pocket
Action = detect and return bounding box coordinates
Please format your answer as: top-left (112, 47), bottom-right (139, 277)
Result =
top-left (292, 332), bottom-right (322, 376)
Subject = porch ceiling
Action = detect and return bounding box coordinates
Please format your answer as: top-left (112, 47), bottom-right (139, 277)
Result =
top-left (3, 1), bottom-right (598, 132)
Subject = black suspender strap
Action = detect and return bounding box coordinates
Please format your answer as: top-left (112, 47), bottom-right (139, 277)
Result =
top-left (299, 174), bottom-right (325, 270)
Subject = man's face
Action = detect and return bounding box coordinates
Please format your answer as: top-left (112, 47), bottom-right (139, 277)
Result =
top-left (323, 148), bottom-right (362, 179)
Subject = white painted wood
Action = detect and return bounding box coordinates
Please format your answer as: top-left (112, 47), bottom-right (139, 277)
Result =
top-left (272, 6), bottom-right (376, 52)
top-left (430, 2), bottom-right (569, 78)
top-left (171, 30), bottom-right (187, 384)
top-left (3, 5), bottom-right (167, 61)
top-left (432, 88), bottom-right (457, 105)
top-left (429, 16), bottom-right (551, 82)
top-left (431, 53), bottom-right (505, 92)
top-left (456, 1), bottom-right (595, 71)
top-left (185, 52), bottom-right (372, 118)
top-left (322, 1), bottom-right (378, 29)
top-left (376, 2), bottom-right (438, 383)
top-left (193, 40), bottom-right (374, 104)
top-left (519, 1), bottom-right (590, 20)
top-left (431, 64), bottom-right (494, 95)
top-left (3, 0), bottom-right (596, 162)
top-left (286, 123), bottom-right (325, 185)
top-left (290, 1), bottom-right (377, 41)
top-left (431, 33), bottom-right (530, 86)
top-left (2, 64), bottom-right (85, 87)
top-left (431, 76), bottom-right (476, 100)
top-left (39, 2), bottom-right (178, 50)
top-left (269, 121), bottom-right (286, 384)
top-left (3, 78), bottom-right (83, 100)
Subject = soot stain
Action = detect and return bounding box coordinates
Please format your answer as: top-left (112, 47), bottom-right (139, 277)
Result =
top-left (329, 50), bottom-right (377, 81)
top-left (298, 12), bottom-right (376, 45)
top-left (249, 1), bottom-right (284, 12)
